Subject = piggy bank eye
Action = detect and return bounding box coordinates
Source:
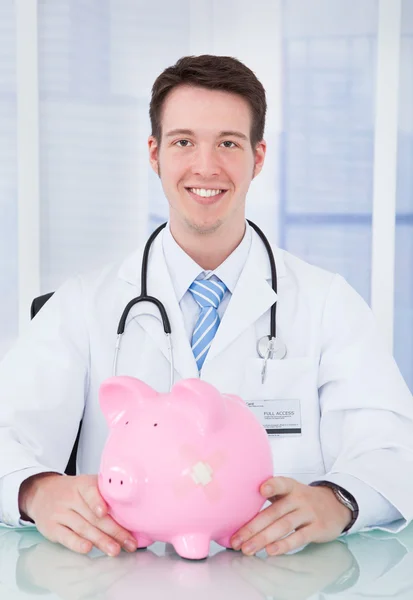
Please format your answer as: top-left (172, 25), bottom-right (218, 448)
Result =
top-left (154, 423), bottom-right (158, 427)
top-left (125, 421), bottom-right (129, 425)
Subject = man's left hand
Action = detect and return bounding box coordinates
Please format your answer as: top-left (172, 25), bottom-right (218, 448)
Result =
top-left (230, 476), bottom-right (352, 556)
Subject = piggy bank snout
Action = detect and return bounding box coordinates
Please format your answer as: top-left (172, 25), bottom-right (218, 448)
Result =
top-left (99, 465), bottom-right (139, 503)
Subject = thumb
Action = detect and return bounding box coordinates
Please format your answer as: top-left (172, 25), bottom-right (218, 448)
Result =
top-left (78, 474), bottom-right (109, 518)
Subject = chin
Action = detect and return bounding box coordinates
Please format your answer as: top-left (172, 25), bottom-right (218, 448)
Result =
top-left (184, 216), bottom-right (224, 235)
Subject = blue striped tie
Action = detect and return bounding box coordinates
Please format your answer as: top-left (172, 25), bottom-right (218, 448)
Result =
top-left (189, 277), bottom-right (227, 371)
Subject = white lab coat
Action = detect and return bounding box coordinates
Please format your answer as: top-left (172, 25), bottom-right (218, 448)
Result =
top-left (0, 228), bottom-right (412, 532)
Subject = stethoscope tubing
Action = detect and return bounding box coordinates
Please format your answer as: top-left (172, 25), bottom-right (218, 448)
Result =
top-left (112, 220), bottom-right (279, 388)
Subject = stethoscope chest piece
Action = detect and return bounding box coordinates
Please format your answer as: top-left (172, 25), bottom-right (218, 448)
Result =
top-left (258, 335), bottom-right (287, 384)
top-left (257, 335), bottom-right (287, 361)
top-left (115, 220), bottom-right (283, 390)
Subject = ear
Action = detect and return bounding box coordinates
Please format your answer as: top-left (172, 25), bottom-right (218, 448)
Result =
top-left (252, 139), bottom-right (266, 179)
top-left (171, 379), bottom-right (227, 434)
top-left (222, 393), bottom-right (245, 407)
top-left (99, 376), bottom-right (158, 426)
top-left (148, 135), bottom-right (160, 176)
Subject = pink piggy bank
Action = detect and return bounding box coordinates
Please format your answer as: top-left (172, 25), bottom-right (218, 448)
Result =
top-left (98, 377), bottom-right (273, 559)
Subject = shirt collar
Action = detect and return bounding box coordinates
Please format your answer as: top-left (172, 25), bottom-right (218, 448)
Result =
top-left (162, 222), bottom-right (252, 302)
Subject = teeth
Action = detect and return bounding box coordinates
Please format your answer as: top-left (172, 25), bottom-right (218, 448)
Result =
top-left (189, 188), bottom-right (223, 198)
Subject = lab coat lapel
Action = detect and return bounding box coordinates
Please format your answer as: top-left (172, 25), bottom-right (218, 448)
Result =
top-left (206, 233), bottom-right (283, 363)
top-left (118, 233), bottom-right (199, 380)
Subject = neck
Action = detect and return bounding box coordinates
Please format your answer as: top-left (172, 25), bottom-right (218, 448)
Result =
top-left (169, 218), bottom-right (246, 270)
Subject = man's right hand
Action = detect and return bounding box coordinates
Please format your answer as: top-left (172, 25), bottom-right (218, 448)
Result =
top-left (18, 473), bottom-right (138, 556)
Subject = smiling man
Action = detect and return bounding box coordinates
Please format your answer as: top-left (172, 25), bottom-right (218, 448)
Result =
top-left (148, 81), bottom-right (266, 269)
top-left (1, 55), bottom-right (413, 558)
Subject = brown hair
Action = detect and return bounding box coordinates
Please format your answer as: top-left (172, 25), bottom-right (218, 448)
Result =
top-left (149, 55), bottom-right (267, 148)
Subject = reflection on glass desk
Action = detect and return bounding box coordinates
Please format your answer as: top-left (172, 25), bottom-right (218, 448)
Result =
top-left (1, 525), bottom-right (413, 600)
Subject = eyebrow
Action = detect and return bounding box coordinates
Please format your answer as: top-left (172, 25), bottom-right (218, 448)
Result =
top-left (165, 128), bottom-right (249, 141)
top-left (219, 130), bottom-right (248, 141)
top-left (165, 129), bottom-right (194, 137)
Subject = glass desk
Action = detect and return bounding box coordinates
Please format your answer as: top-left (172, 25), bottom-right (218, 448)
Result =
top-left (1, 524), bottom-right (413, 599)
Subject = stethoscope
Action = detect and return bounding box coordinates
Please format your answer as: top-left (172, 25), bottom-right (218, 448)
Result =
top-left (113, 220), bottom-right (287, 390)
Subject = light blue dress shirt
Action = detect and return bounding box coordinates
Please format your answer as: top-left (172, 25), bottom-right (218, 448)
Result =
top-left (162, 221), bottom-right (252, 340)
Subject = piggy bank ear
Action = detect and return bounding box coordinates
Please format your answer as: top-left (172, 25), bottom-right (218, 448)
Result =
top-left (99, 376), bottom-right (158, 426)
top-left (222, 393), bottom-right (245, 406)
top-left (171, 379), bottom-right (227, 434)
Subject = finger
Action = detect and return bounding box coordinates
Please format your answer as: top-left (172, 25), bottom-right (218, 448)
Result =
top-left (78, 476), bottom-right (108, 519)
top-left (75, 499), bottom-right (137, 553)
top-left (260, 476), bottom-right (296, 499)
top-left (241, 509), bottom-right (306, 555)
top-left (53, 524), bottom-right (93, 555)
top-left (231, 496), bottom-right (297, 549)
top-left (265, 525), bottom-right (313, 556)
top-left (92, 513), bottom-right (138, 553)
top-left (62, 510), bottom-right (122, 557)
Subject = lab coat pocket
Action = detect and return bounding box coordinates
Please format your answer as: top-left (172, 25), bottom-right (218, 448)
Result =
top-left (243, 357), bottom-right (318, 400)
top-left (243, 357), bottom-right (324, 475)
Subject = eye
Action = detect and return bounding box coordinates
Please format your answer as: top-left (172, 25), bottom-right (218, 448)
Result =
top-left (125, 421), bottom-right (129, 425)
top-left (154, 423), bottom-right (158, 427)
top-left (220, 140), bottom-right (237, 148)
top-left (175, 139), bottom-right (193, 147)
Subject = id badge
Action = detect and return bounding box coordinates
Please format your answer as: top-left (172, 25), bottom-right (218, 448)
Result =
top-left (247, 399), bottom-right (302, 437)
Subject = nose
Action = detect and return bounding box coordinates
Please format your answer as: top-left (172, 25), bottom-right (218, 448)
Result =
top-left (99, 466), bottom-right (138, 503)
top-left (191, 146), bottom-right (221, 179)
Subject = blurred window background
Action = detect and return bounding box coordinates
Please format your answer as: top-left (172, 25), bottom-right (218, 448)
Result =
top-left (394, 0), bottom-right (413, 391)
top-left (0, 0), bottom-right (17, 357)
